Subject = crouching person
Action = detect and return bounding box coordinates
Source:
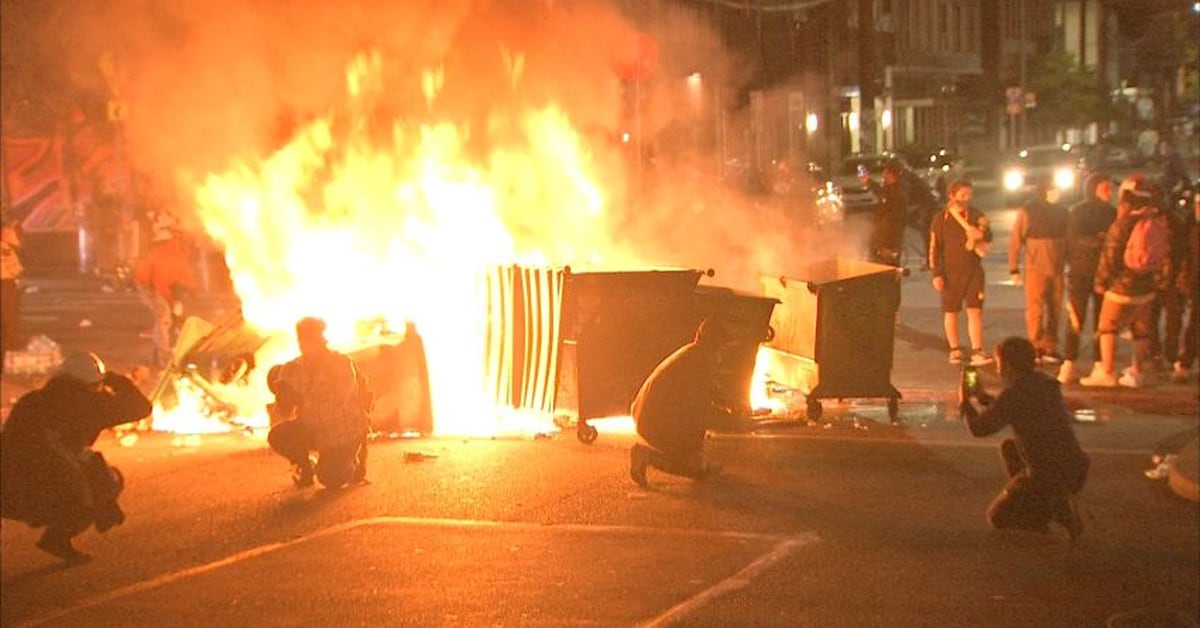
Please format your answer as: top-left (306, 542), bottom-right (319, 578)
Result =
top-left (267, 317), bottom-right (373, 489)
top-left (0, 351), bottom-right (152, 562)
top-left (960, 336), bottom-right (1089, 540)
top-left (629, 319), bottom-right (743, 487)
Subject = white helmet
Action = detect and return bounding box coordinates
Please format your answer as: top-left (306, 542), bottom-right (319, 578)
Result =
top-left (59, 351), bottom-right (106, 384)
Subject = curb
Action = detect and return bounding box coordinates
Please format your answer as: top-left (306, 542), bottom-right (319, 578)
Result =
top-left (1167, 439), bottom-right (1200, 503)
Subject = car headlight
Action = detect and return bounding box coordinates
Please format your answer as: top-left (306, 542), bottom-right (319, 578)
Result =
top-left (1003, 169), bottom-right (1024, 192)
top-left (1053, 167), bottom-right (1075, 191)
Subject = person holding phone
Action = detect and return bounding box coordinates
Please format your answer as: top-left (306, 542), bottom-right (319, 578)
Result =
top-left (959, 336), bottom-right (1089, 540)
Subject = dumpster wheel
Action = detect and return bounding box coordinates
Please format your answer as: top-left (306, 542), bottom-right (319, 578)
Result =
top-left (806, 397), bottom-right (823, 420)
top-left (576, 423), bottom-right (599, 444)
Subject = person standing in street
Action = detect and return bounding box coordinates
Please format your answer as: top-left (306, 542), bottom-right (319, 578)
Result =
top-left (1059, 174), bottom-right (1117, 384)
top-left (960, 336), bottom-right (1089, 540)
top-left (1081, 174), bottom-right (1173, 388)
top-left (267, 317), bottom-right (373, 489)
top-left (1, 212), bottom-right (24, 373)
top-left (133, 215), bottom-right (198, 368)
top-left (929, 179), bottom-right (994, 366)
top-left (869, 161), bottom-right (907, 267)
top-left (0, 351), bottom-right (152, 562)
top-left (1008, 179), bottom-right (1069, 365)
top-left (1171, 193), bottom-right (1198, 383)
top-left (629, 318), bottom-right (744, 487)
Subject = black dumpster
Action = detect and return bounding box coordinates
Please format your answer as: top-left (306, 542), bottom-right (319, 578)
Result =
top-left (556, 269), bottom-right (704, 442)
top-left (760, 257), bottom-right (903, 421)
top-left (693, 285), bottom-right (780, 416)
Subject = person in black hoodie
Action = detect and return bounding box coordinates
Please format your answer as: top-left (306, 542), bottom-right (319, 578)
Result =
top-left (960, 336), bottom-right (1089, 540)
top-left (1058, 173), bottom-right (1117, 383)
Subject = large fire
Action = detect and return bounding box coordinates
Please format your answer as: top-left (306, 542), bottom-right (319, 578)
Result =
top-left (149, 51), bottom-right (643, 437)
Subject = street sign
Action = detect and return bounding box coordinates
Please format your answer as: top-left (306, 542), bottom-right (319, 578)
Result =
top-left (1024, 91), bottom-right (1037, 108)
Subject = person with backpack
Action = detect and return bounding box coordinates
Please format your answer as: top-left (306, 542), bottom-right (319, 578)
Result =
top-left (1080, 174), bottom-right (1173, 388)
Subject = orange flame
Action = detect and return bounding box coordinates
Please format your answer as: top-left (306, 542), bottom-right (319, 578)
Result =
top-left (153, 51), bottom-right (639, 437)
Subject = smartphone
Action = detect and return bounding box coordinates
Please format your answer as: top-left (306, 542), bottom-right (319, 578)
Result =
top-left (961, 365), bottom-right (980, 396)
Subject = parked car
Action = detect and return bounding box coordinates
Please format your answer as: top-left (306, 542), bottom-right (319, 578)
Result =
top-left (725, 158), bottom-right (845, 227)
top-left (833, 153), bottom-right (896, 213)
top-left (999, 144), bottom-right (1085, 201)
top-left (900, 147), bottom-right (966, 200)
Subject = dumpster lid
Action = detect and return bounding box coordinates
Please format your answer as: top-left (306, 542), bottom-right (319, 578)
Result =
top-left (775, 257), bottom-right (902, 287)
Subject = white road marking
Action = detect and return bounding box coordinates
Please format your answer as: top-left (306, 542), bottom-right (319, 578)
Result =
top-left (639, 534), bottom-right (819, 628)
top-left (20, 517), bottom-right (816, 627)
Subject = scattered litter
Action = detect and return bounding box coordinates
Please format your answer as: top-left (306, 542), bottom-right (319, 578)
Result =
top-left (22, 285), bottom-right (39, 294)
top-left (3, 335), bottom-right (63, 376)
top-left (404, 451), bottom-right (439, 463)
top-left (79, 319), bottom-right (93, 328)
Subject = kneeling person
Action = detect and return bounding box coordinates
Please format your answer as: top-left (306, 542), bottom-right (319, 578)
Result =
top-left (268, 317), bottom-right (373, 489)
top-left (629, 319), bottom-right (741, 487)
top-left (960, 336), bottom-right (1089, 539)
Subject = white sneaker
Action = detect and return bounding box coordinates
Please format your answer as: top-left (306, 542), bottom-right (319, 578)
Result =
top-left (1057, 360), bottom-right (1078, 385)
top-left (1079, 365), bottom-right (1118, 387)
top-left (1172, 361), bottom-right (1189, 384)
top-left (1117, 367), bottom-right (1142, 388)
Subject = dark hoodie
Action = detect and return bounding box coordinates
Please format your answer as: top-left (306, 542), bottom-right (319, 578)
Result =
top-left (1065, 173), bottom-right (1117, 291)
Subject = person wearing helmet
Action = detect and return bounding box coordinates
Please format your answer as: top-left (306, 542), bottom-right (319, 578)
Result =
top-left (1081, 174), bottom-right (1173, 387)
top-left (266, 317), bottom-right (373, 489)
top-left (0, 351), bottom-right (152, 562)
top-left (132, 216), bottom-right (198, 368)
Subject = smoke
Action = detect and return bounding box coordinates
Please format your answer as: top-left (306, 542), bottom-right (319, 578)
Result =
top-left (44, 0), bottom-right (854, 291)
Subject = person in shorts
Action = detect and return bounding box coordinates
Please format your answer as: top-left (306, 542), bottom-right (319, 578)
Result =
top-left (929, 180), bottom-right (994, 366)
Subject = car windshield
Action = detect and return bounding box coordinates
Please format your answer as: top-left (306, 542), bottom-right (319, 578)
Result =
top-left (1016, 148), bottom-right (1073, 167)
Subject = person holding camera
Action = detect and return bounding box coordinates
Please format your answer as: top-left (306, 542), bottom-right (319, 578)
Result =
top-left (959, 336), bottom-right (1089, 540)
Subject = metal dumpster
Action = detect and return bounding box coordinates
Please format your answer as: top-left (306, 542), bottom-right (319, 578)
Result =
top-left (760, 257), bottom-right (903, 421)
top-left (556, 269), bottom-right (704, 442)
top-left (693, 285), bottom-right (780, 416)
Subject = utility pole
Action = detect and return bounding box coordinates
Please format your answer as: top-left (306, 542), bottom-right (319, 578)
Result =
top-left (1018, 0), bottom-right (1027, 147)
top-left (858, 0), bottom-right (876, 155)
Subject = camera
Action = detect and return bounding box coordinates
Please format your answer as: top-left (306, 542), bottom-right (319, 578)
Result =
top-left (961, 365), bottom-right (981, 397)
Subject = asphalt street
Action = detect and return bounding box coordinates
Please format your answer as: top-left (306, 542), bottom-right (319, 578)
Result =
top-left (1, 191), bottom-right (1198, 627)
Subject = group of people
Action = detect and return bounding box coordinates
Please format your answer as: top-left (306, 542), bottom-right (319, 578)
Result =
top-left (1, 315), bottom-right (375, 562)
top-left (1005, 172), bottom-right (1196, 387)
top-left (629, 166), bottom-right (1196, 543)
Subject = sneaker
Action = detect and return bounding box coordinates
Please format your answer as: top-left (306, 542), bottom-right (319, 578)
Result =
top-left (292, 457), bottom-right (316, 488)
top-left (1079, 365), bottom-right (1118, 387)
top-left (1172, 361), bottom-right (1189, 384)
top-left (969, 349), bottom-right (993, 366)
top-left (948, 348), bottom-right (964, 364)
top-left (37, 531), bottom-right (91, 563)
top-left (1057, 360), bottom-right (1078, 385)
top-left (629, 444), bottom-right (649, 488)
top-left (1117, 367), bottom-right (1142, 388)
top-left (1053, 495), bottom-right (1084, 542)
top-left (1038, 351), bottom-right (1063, 365)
